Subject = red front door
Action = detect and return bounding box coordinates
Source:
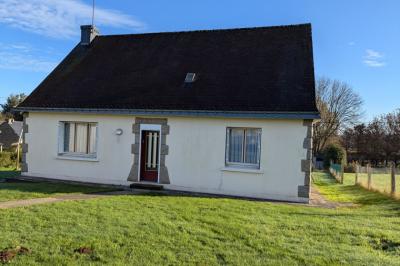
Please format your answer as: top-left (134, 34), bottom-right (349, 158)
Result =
top-left (140, 130), bottom-right (160, 182)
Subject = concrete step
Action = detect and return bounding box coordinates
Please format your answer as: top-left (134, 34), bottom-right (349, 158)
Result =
top-left (130, 182), bottom-right (164, 190)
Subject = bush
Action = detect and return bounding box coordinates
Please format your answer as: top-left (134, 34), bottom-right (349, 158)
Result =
top-left (323, 144), bottom-right (346, 169)
top-left (0, 151), bottom-right (17, 168)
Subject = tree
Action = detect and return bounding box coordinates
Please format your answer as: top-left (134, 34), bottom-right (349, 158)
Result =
top-left (0, 93), bottom-right (27, 121)
top-left (313, 77), bottom-right (363, 156)
top-left (323, 143), bottom-right (346, 168)
top-left (339, 109), bottom-right (400, 166)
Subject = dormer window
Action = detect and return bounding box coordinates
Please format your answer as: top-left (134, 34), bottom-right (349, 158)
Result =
top-left (184, 73), bottom-right (196, 83)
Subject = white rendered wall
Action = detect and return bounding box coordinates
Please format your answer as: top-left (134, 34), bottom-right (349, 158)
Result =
top-left (25, 113), bottom-right (308, 202)
top-left (25, 113), bottom-right (134, 185)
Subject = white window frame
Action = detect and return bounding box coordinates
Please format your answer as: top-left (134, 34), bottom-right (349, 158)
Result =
top-left (58, 121), bottom-right (98, 159)
top-left (225, 127), bottom-right (261, 169)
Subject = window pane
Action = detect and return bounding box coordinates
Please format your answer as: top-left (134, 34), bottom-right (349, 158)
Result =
top-left (245, 129), bottom-right (260, 164)
top-left (63, 122), bottom-right (75, 152)
top-left (75, 123), bottom-right (88, 153)
top-left (89, 124), bottom-right (97, 154)
top-left (228, 128), bottom-right (244, 163)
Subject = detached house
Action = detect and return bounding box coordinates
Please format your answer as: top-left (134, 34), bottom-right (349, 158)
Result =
top-left (17, 23), bottom-right (319, 202)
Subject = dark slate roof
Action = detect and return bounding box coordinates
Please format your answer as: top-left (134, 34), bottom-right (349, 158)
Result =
top-left (18, 24), bottom-right (318, 116)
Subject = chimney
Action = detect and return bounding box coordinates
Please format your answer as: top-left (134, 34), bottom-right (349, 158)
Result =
top-left (80, 25), bottom-right (99, 45)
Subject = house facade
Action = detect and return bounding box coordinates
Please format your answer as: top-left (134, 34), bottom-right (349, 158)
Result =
top-left (17, 24), bottom-right (319, 202)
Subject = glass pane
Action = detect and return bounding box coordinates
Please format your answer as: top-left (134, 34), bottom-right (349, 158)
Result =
top-left (89, 124), bottom-right (97, 154)
top-left (63, 122), bottom-right (75, 152)
top-left (75, 123), bottom-right (88, 153)
top-left (228, 129), bottom-right (244, 163)
top-left (245, 129), bottom-right (260, 164)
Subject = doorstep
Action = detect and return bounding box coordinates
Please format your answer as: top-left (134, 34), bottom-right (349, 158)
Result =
top-left (130, 182), bottom-right (164, 190)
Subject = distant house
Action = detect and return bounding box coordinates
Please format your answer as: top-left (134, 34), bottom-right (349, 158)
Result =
top-left (0, 119), bottom-right (23, 151)
top-left (16, 23), bottom-right (319, 202)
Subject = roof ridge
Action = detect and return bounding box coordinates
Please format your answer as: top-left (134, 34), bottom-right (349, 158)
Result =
top-left (98, 23), bottom-right (311, 38)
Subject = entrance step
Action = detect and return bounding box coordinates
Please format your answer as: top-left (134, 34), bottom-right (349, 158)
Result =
top-left (130, 182), bottom-right (164, 190)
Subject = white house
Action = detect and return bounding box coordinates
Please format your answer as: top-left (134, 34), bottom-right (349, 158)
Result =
top-left (17, 24), bottom-right (319, 202)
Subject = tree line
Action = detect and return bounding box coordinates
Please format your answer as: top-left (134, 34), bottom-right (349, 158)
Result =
top-left (1, 93), bottom-right (26, 121)
top-left (312, 77), bottom-right (399, 167)
top-left (341, 110), bottom-right (400, 166)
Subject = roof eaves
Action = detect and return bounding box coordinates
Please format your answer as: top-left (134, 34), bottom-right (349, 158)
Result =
top-left (14, 107), bottom-right (320, 120)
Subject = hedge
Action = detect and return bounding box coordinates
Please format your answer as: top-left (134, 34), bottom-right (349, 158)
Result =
top-left (0, 151), bottom-right (18, 168)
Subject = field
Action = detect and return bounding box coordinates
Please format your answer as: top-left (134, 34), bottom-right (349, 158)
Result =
top-left (1, 170), bottom-right (400, 265)
top-left (344, 172), bottom-right (400, 197)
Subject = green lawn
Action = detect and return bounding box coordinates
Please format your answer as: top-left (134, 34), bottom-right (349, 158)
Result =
top-left (0, 168), bottom-right (114, 202)
top-left (0, 172), bottom-right (399, 265)
top-left (344, 172), bottom-right (400, 197)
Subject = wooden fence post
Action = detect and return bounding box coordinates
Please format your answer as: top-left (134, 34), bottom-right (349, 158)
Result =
top-left (367, 163), bottom-right (372, 190)
top-left (355, 162), bottom-right (359, 185)
top-left (391, 162), bottom-right (396, 196)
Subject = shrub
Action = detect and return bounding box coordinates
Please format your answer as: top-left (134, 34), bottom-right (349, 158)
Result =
top-left (0, 151), bottom-right (17, 168)
top-left (323, 144), bottom-right (346, 169)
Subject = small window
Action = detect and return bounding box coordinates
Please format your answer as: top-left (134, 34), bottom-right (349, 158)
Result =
top-left (225, 128), bottom-right (261, 169)
top-left (59, 122), bottom-right (97, 157)
top-left (184, 72), bottom-right (196, 83)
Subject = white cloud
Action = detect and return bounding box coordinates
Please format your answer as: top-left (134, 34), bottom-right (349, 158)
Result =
top-left (363, 49), bottom-right (386, 67)
top-left (0, 43), bottom-right (57, 72)
top-left (0, 0), bottom-right (145, 39)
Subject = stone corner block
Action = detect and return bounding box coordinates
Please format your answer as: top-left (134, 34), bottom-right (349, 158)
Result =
top-left (21, 162), bottom-right (28, 173)
top-left (301, 159), bottom-right (311, 172)
top-left (22, 143), bottom-right (28, 153)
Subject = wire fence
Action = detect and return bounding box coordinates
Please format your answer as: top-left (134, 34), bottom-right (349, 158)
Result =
top-left (329, 163), bottom-right (343, 183)
top-left (330, 161), bottom-right (398, 198)
top-left (353, 163), bottom-right (397, 197)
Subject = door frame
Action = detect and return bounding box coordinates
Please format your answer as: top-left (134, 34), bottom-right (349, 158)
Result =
top-left (138, 124), bottom-right (162, 183)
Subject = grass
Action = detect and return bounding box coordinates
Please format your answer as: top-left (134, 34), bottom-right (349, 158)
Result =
top-left (0, 168), bottom-right (114, 202)
top-left (0, 166), bottom-right (20, 179)
top-left (343, 172), bottom-right (400, 197)
top-left (0, 172), bottom-right (399, 265)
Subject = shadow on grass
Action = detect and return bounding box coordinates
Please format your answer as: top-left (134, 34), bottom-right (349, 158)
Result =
top-left (0, 170), bottom-right (21, 179)
top-left (313, 172), bottom-right (400, 213)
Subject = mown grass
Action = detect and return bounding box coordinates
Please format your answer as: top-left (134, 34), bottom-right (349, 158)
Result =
top-left (0, 168), bottom-right (114, 202)
top-left (0, 172), bottom-right (399, 265)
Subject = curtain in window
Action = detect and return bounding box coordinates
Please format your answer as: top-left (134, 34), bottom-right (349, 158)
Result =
top-left (89, 124), bottom-right (97, 154)
top-left (75, 123), bottom-right (88, 153)
top-left (228, 128), bottom-right (244, 163)
top-left (245, 129), bottom-right (260, 164)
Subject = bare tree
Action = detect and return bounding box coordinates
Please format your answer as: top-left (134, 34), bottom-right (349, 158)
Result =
top-left (313, 77), bottom-right (363, 155)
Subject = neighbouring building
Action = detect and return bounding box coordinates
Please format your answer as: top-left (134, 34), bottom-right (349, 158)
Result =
top-left (16, 23), bottom-right (319, 202)
top-left (0, 118), bottom-right (23, 151)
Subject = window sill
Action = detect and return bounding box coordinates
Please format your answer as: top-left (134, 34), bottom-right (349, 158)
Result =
top-left (221, 167), bottom-right (264, 174)
top-left (56, 155), bottom-right (99, 162)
